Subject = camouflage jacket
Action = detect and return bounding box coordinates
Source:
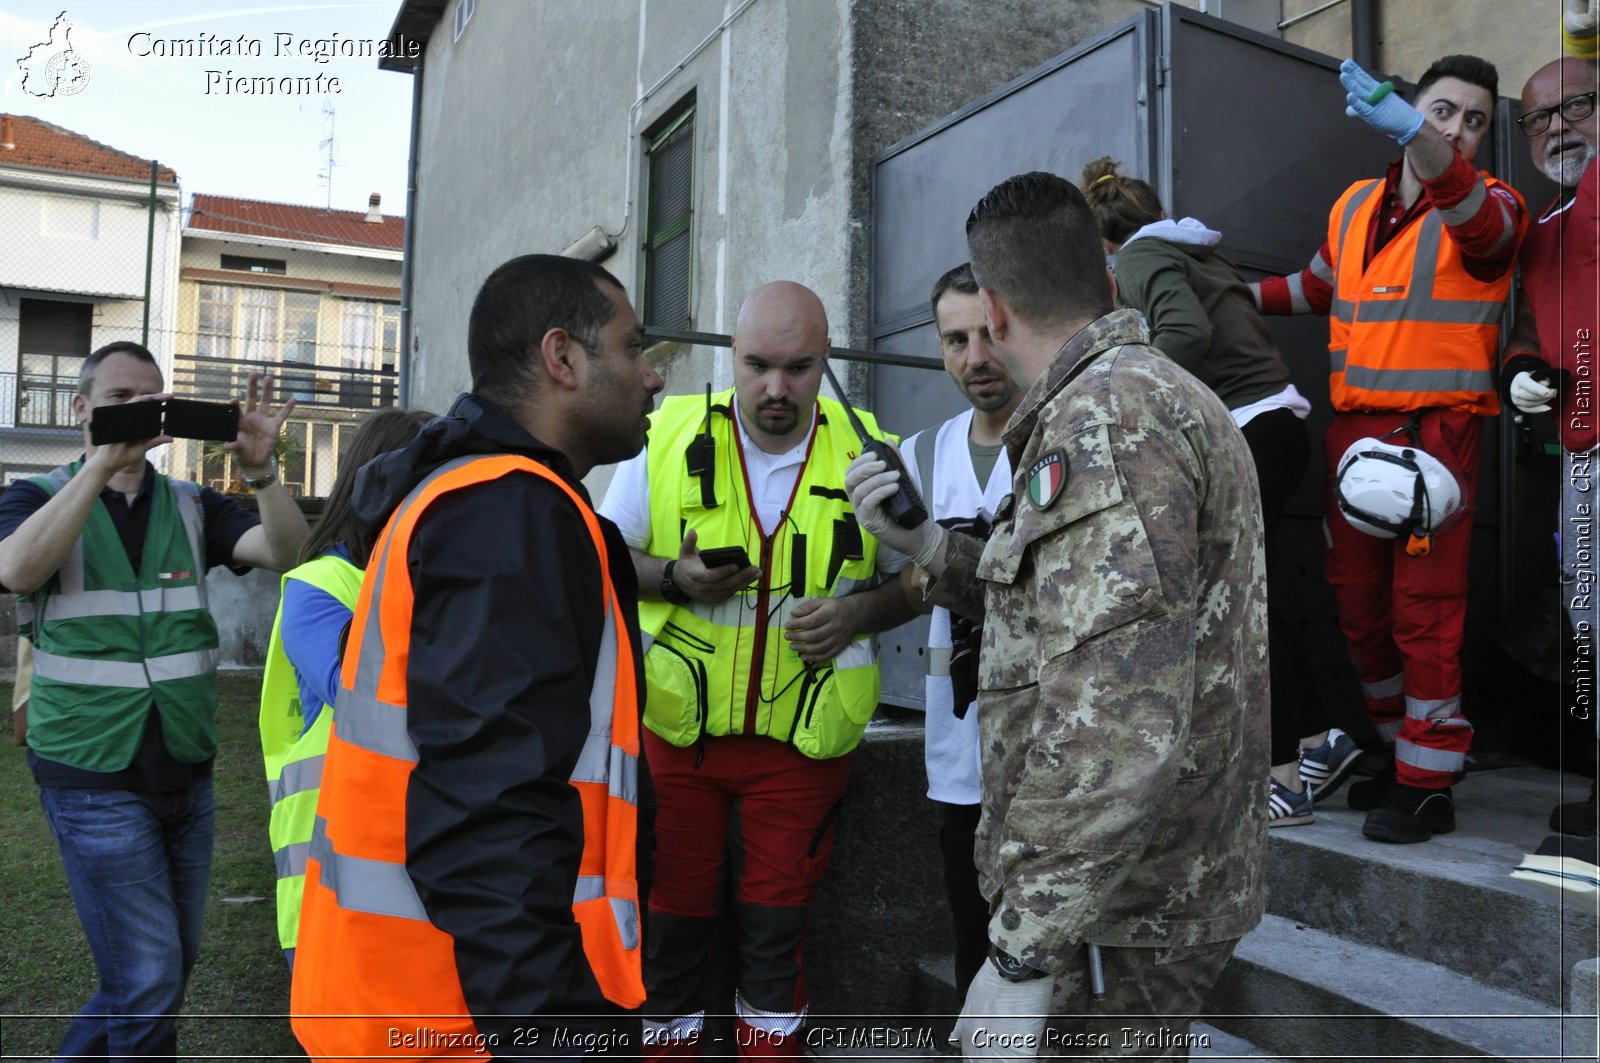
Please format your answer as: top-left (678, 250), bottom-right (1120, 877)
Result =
top-left (926, 308), bottom-right (1268, 970)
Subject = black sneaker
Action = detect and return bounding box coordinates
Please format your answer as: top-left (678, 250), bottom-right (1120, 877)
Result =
top-left (1548, 780), bottom-right (1598, 837)
top-left (1347, 760), bottom-right (1396, 811)
top-left (1362, 784), bottom-right (1455, 844)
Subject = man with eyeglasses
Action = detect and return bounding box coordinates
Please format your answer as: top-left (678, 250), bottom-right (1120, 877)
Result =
top-left (1502, 57), bottom-right (1600, 844)
top-left (1252, 55), bottom-right (1529, 845)
top-left (599, 280), bottom-right (914, 1060)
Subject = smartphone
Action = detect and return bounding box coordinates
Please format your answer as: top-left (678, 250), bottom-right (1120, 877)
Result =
top-left (699, 546), bottom-right (753, 571)
top-left (90, 399), bottom-right (240, 446)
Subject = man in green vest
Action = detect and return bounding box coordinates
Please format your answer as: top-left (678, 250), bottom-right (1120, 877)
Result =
top-left (600, 281), bottom-right (919, 1059)
top-left (0, 340), bottom-right (308, 1063)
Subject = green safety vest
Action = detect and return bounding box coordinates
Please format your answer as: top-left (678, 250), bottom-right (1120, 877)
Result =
top-left (639, 391), bottom-right (886, 760)
top-left (19, 463), bottom-right (220, 772)
top-left (258, 552), bottom-right (364, 953)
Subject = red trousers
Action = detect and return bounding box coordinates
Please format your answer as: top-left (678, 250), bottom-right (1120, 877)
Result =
top-left (643, 730), bottom-right (850, 1056)
top-left (1323, 409), bottom-right (1480, 788)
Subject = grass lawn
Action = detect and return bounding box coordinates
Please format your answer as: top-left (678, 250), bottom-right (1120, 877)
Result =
top-left (0, 671), bottom-right (306, 1060)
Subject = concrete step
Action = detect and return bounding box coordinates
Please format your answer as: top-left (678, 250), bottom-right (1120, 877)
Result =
top-left (1265, 764), bottom-right (1599, 1005)
top-left (1207, 913), bottom-right (1586, 1061)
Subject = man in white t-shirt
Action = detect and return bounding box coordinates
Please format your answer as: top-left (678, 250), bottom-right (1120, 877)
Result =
top-left (600, 280), bottom-right (915, 1059)
top-left (897, 262), bottom-right (1023, 996)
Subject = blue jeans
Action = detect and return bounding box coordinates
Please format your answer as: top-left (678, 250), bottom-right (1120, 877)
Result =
top-left (38, 778), bottom-right (215, 1063)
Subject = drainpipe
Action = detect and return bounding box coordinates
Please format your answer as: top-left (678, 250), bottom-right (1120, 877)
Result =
top-left (397, 58), bottom-right (423, 409)
top-left (1351, 0), bottom-right (1378, 73)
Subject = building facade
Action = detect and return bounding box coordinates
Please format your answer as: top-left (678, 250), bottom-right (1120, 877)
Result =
top-left (0, 114), bottom-right (181, 483)
top-left (175, 193), bottom-right (405, 495)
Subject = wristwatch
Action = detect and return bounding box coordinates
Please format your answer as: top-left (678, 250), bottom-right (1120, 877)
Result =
top-left (660, 560), bottom-right (690, 605)
top-left (989, 945), bottom-right (1049, 982)
top-left (242, 457), bottom-right (279, 491)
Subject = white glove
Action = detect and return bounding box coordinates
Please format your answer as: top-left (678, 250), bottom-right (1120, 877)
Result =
top-left (1567, 0), bottom-right (1598, 40)
top-left (1509, 371), bottom-right (1557, 414)
top-left (843, 451), bottom-right (946, 567)
top-left (949, 961), bottom-right (1054, 1059)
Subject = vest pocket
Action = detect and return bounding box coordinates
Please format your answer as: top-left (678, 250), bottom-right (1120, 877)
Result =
top-left (642, 637), bottom-right (710, 747)
top-left (789, 650), bottom-right (879, 760)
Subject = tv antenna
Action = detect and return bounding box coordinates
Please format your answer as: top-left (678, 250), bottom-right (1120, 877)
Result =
top-left (316, 102), bottom-right (338, 208)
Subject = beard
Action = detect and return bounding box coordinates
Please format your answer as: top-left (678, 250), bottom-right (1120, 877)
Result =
top-left (960, 372), bottom-right (1017, 414)
top-left (1539, 135), bottom-right (1597, 187)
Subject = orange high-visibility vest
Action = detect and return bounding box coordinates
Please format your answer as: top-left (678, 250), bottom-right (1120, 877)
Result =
top-left (291, 454), bottom-right (644, 1060)
top-left (1325, 174), bottom-right (1525, 416)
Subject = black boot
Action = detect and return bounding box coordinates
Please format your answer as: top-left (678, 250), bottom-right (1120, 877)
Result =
top-left (1347, 759), bottom-right (1396, 811)
top-left (1362, 784), bottom-right (1455, 844)
top-left (1548, 780), bottom-right (1598, 837)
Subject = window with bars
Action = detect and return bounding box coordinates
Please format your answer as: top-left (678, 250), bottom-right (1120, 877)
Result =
top-left (642, 101), bottom-right (695, 330)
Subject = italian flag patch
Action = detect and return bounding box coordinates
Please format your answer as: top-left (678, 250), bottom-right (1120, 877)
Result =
top-left (1026, 450), bottom-right (1066, 510)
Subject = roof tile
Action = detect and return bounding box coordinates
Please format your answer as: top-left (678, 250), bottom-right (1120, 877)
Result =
top-left (187, 192), bottom-right (405, 251)
top-left (0, 113), bottom-right (177, 183)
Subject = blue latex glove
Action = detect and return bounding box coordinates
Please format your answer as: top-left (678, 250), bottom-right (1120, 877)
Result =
top-left (1339, 58), bottom-right (1425, 145)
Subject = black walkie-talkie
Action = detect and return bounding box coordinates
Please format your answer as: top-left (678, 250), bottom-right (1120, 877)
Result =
top-left (820, 359), bottom-right (927, 529)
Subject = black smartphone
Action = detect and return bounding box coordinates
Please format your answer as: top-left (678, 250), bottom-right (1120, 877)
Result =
top-left (699, 546), bottom-right (752, 571)
top-left (90, 399), bottom-right (239, 446)
top-left (89, 402), bottom-right (163, 445)
top-left (161, 399), bottom-right (240, 442)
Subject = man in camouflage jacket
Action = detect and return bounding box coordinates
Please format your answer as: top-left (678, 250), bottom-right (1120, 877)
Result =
top-left (849, 172), bottom-right (1267, 1058)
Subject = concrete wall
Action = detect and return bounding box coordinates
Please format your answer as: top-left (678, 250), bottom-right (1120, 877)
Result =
top-left (1281, 0), bottom-right (1552, 94)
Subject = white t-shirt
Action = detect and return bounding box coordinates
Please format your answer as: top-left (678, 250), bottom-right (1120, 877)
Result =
top-left (900, 408), bottom-right (1012, 806)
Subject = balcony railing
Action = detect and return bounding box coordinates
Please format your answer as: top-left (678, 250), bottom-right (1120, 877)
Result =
top-left (171, 353), bottom-right (397, 412)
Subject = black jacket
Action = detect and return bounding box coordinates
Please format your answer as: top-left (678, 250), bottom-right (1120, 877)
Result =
top-left (353, 392), bottom-right (651, 1054)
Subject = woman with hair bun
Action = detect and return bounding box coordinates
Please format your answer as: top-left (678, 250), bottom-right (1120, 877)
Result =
top-left (1081, 157), bottom-right (1361, 829)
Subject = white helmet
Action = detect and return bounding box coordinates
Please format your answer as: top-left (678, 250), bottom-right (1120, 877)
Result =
top-left (1335, 437), bottom-right (1465, 553)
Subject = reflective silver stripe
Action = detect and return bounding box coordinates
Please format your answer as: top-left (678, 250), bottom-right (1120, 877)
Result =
top-left (571, 881), bottom-right (641, 950)
top-left (1479, 196), bottom-right (1516, 257)
top-left (926, 646), bottom-right (952, 678)
top-left (1329, 348), bottom-right (1347, 374)
top-left (1375, 719), bottom-right (1403, 741)
top-left (612, 896), bottom-right (640, 949)
top-left (148, 648), bottom-right (217, 683)
top-left (1308, 251), bottom-right (1335, 284)
top-left (38, 586), bottom-right (206, 621)
top-left (331, 687), bottom-right (417, 763)
top-left (639, 631), bottom-right (655, 654)
top-left (270, 754), bottom-right (325, 805)
top-left (1361, 673), bottom-right (1404, 699)
top-left (1286, 273), bottom-right (1312, 315)
top-left (14, 600), bottom-right (32, 627)
top-left (1337, 180), bottom-right (1382, 262)
top-left (572, 738), bottom-right (640, 801)
top-left (835, 639), bottom-right (874, 671)
top-left (1406, 694), bottom-right (1462, 720)
top-left (1342, 365), bottom-right (1497, 393)
top-left (1438, 179), bottom-right (1486, 225)
top-left (1351, 299), bottom-right (1504, 325)
top-left (1330, 297), bottom-right (1357, 324)
top-left (32, 647), bottom-right (214, 687)
top-left (275, 840), bottom-right (310, 879)
top-left (309, 816), bottom-right (428, 921)
top-left (1395, 737), bottom-right (1466, 773)
top-left (171, 483), bottom-right (206, 609)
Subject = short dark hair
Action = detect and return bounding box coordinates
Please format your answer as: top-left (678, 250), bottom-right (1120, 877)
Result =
top-left (965, 172), bottom-right (1112, 329)
top-left (78, 340), bottom-right (159, 396)
top-left (1415, 54), bottom-right (1499, 103)
top-left (467, 254), bottom-right (623, 402)
top-left (929, 262), bottom-right (977, 320)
